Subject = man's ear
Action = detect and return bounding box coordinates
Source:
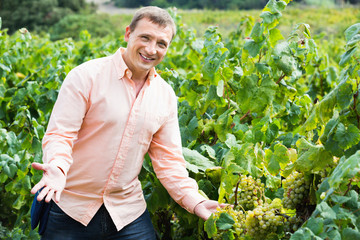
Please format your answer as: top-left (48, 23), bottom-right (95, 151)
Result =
top-left (124, 26), bottom-right (131, 42)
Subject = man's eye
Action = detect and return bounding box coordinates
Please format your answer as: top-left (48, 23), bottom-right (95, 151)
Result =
top-left (158, 42), bottom-right (167, 48)
top-left (141, 36), bottom-right (149, 40)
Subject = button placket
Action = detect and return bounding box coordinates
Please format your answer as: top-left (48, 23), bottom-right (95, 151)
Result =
top-left (105, 93), bottom-right (143, 192)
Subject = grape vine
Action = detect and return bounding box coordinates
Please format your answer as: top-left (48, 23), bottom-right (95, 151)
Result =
top-left (0, 0), bottom-right (359, 239)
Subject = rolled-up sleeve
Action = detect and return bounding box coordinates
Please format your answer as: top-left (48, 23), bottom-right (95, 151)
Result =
top-left (42, 68), bottom-right (90, 175)
top-left (148, 95), bottom-right (206, 214)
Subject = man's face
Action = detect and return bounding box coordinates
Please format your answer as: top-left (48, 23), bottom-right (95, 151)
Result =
top-left (123, 18), bottom-right (173, 76)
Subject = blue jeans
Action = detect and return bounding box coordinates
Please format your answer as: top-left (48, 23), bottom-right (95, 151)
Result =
top-left (41, 202), bottom-right (157, 240)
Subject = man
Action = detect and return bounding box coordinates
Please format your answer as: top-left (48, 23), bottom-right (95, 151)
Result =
top-left (31, 6), bottom-right (224, 239)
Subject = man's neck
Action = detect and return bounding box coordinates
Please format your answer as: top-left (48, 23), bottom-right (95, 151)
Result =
top-left (131, 71), bottom-right (148, 83)
top-left (133, 75), bottom-right (147, 97)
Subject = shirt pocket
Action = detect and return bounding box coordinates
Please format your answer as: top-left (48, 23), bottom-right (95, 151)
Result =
top-left (138, 112), bottom-right (167, 146)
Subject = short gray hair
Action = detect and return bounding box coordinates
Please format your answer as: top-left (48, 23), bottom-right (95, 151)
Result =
top-left (129, 6), bottom-right (176, 40)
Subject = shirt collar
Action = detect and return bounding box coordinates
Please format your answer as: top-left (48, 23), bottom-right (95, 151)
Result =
top-left (112, 48), bottom-right (158, 82)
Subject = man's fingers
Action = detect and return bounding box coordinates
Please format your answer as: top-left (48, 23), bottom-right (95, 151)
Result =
top-left (55, 190), bottom-right (62, 203)
top-left (219, 203), bottom-right (229, 208)
top-left (37, 186), bottom-right (50, 201)
top-left (30, 180), bottom-right (45, 195)
top-left (31, 162), bottom-right (46, 171)
top-left (45, 189), bottom-right (55, 203)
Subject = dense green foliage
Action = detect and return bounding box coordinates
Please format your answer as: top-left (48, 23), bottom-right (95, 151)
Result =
top-left (112, 0), bottom-right (269, 10)
top-left (112, 0), bottom-right (360, 9)
top-left (0, 0), bottom-right (92, 34)
top-left (1, 1), bottom-right (360, 239)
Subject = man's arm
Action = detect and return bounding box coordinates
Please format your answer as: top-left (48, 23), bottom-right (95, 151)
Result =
top-left (30, 68), bottom-right (90, 202)
top-left (147, 91), bottom-right (224, 220)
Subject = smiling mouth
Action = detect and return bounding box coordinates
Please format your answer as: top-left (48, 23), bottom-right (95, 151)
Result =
top-left (140, 53), bottom-right (155, 61)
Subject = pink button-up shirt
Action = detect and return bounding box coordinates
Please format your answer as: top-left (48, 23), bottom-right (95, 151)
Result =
top-left (42, 48), bottom-right (206, 230)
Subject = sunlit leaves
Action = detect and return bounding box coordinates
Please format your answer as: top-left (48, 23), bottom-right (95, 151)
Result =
top-left (1, 3), bottom-right (360, 239)
top-left (265, 143), bottom-right (289, 175)
top-left (183, 147), bottom-right (216, 173)
top-left (272, 41), bottom-right (300, 77)
top-left (236, 74), bottom-right (277, 114)
top-left (327, 151), bottom-right (360, 189)
top-left (344, 23), bottom-right (360, 45)
top-left (269, 28), bottom-right (284, 47)
top-left (295, 138), bottom-right (333, 172)
top-left (340, 47), bottom-right (357, 67)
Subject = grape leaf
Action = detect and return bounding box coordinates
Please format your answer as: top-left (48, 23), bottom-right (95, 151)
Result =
top-left (290, 227), bottom-right (320, 240)
top-left (255, 63), bottom-right (270, 74)
top-left (339, 46), bottom-right (357, 66)
top-left (306, 217), bottom-right (324, 235)
top-left (244, 39), bottom-right (265, 57)
top-left (250, 22), bottom-right (264, 42)
top-left (237, 74), bottom-right (277, 114)
top-left (204, 214), bottom-right (217, 238)
top-left (200, 145), bottom-right (216, 160)
top-left (327, 229), bottom-right (341, 240)
top-left (232, 142), bottom-right (261, 177)
top-left (345, 23), bottom-right (360, 42)
top-left (191, 39), bottom-right (204, 53)
top-left (269, 28), bottom-right (284, 47)
top-left (295, 138), bottom-right (333, 172)
top-left (274, 54), bottom-right (297, 76)
top-left (317, 202), bottom-right (336, 220)
top-left (218, 163), bottom-right (242, 202)
top-left (260, 11), bottom-right (279, 25)
top-left (342, 228), bottom-right (360, 240)
top-left (182, 147), bottom-right (215, 173)
top-left (225, 133), bottom-right (238, 149)
top-left (221, 231), bottom-right (235, 240)
top-left (302, 77), bottom-right (344, 132)
top-left (265, 0), bottom-right (287, 14)
top-left (214, 109), bottom-right (232, 142)
top-left (334, 123), bottom-right (360, 150)
top-left (216, 212), bottom-right (235, 230)
top-left (336, 81), bottom-right (354, 110)
top-left (328, 151), bottom-right (360, 189)
top-left (265, 143), bottom-right (289, 175)
top-left (346, 34), bottom-right (360, 47)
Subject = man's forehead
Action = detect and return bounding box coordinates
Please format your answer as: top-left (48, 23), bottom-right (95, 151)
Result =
top-left (136, 19), bottom-right (172, 41)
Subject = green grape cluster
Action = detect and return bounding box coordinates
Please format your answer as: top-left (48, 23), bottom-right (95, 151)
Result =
top-left (282, 171), bottom-right (310, 209)
top-left (236, 175), bottom-right (265, 210)
top-left (245, 203), bottom-right (283, 240)
top-left (284, 215), bottom-right (303, 234)
top-left (212, 206), bottom-right (246, 240)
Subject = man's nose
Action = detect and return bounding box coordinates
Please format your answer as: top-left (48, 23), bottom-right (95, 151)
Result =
top-left (145, 42), bottom-right (156, 55)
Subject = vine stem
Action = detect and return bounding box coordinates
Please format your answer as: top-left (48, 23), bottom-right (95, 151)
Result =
top-left (276, 74), bottom-right (286, 84)
top-left (343, 178), bottom-right (353, 196)
top-left (240, 110), bottom-right (251, 122)
top-left (258, 49), bottom-right (263, 63)
top-left (351, 207), bottom-right (360, 215)
top-left (234, 180), bottom-right (241, 207)
top-left (355, 56), bottom-right (360, 65)
top-left (219, 70), bottom-right (232, 110)
top-left (353, 80), bottom-right (360, 129)
top-left (276, 213), bottom-right (290, 220)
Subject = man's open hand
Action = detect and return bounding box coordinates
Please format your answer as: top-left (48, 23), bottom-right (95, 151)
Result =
top-left (194, 200), bottom-right (228, 221)
top-left (30, 162), bottom-right (66, 203)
